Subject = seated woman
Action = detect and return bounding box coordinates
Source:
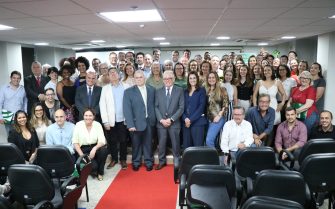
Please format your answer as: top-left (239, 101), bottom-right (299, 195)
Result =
top-left (42, 88), bottom-right (60, 123)
top-left (8, 110), bottom-right (39, 163)
top-left (72, 108), bottom-right (108, 181)
top-left (30, 102), bottom-right (51, 145)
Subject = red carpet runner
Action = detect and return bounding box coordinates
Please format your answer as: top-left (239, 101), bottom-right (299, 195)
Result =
top-left (95, 165), bottom-right (178, 209)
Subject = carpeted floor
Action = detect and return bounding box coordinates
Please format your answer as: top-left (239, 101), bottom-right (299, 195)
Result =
top-left (95, 165), bottom-right (178, 209)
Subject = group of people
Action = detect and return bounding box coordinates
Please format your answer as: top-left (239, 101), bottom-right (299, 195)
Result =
top-left (0, 48), bottom-right (333, 182)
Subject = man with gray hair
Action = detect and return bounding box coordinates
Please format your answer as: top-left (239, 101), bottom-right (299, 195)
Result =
top-left (75, 69), bottom-right (102, 121)
top-left (155, 70), bottom-right (184, 170)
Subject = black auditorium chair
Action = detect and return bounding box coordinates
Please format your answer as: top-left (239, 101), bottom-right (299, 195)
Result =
top-left (279, 138), bottom-right (335, 170)
top-left (32, 201), bottom-right (54, 209)
top-left (186, 164), bottom-right (237, 209)
top-left (75, 154), bottom-right (92, 202)
top-left (241, 196), bottom-right (304, 209)
top-left (176, 146), bottom-right (220, 209)
top-left (0, 143), bottom-right (25, 184)
top-left (300, 153), bottom-right (335, 209)
top-left (8, 164), bottom-right (81, 209)
top-left (233, 147), bottom-right (278, 204)
top-left (247, 169), bottom-right (311, 208)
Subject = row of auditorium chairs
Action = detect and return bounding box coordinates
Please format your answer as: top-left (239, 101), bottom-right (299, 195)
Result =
top-left (0, 144), bottom-right (92, 209)
top-left (174, 139), bottom-right (335, 209)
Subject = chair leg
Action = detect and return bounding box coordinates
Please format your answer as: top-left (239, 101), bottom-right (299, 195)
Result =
top-left (86, 183), bottom-right (89, 202)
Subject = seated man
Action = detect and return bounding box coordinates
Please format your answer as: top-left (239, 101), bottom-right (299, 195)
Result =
top-left (275, 107), bottom-right (307, 160)
top-left (46, 109), bottom-right (75, 156)
top-left (220, 106), bottom-right (254, 165)
top-left (310, 110), bottom-right (335, 139)
top-left (246, 93), bottom-right (275, 146)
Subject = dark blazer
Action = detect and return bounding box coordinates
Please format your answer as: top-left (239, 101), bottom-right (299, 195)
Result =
top-left (75, 85), bottom-right (102, 120)
top-left (24, 74), bottom-right (49, 114)
top-left (155, 85), bottom-right (184, 128)
top-left (182, 87), bottom-right (207, 126)
top-left (123, 85), bottom-right (156, 131)
top-left (8, 128), bottom-right (39, 161)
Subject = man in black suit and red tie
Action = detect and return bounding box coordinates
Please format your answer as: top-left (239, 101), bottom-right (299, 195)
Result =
top-left (24, 61), bottom-right (49, 115)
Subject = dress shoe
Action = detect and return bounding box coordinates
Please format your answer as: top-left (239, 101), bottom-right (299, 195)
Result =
top-left (120, 161), bottom-right (128, 170)
top-left (107, 161), bottom-right (117, 169)
top-left (97, 175), bottom-right (103, 181)
top-left (146, 166), bottom-right (153, 171)
top-left (155, 163), bottom-right (166, 170)
top-left (132, 165), bottom-right (140, 171)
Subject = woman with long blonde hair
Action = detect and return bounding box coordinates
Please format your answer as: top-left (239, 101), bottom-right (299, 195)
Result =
top-left (30, 102), bottom-right (51, 145)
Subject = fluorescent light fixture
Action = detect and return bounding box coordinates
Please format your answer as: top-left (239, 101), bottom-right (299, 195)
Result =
top-left (210, 43), bottom-right (220, 46)
top-left (116, 45), bottom-right (126, 48)
top-left (0, 24), bottom-right (14, 30)
top-left (258, 42), bottom-right (268, 46)
top-left (329, 15), bottom-right (335, 19)
top-left (160, 42), bottom-right (170, 45)
top-left (91, 40), bottom-right (105, 43)
top-left (216, 36), bottom-right (230, 40)
top-left (72, 47), bottom-right (83, 50)
top-left (153, 37), bottom-right (166, 41)
top-left (99, 9), bottom-right (162, 23)
top-left (281, 36), bottom-right (296, 39)
top-left (34, 42), bottom-right (49, 46)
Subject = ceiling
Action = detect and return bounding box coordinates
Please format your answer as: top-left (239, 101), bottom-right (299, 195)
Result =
top-left (0, 0), bottom-right (334, 49)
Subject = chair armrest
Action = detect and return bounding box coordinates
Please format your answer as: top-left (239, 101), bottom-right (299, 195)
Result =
top-left (246, 177), bottom-right (253, 198)
top-left (32, 200), bottom-right (54, 209)
top-left (174, 159), bottom-right (180, 184)
top-left (75, 154), bottom-right (90, 174)
top-left (60, 176), bottom-right (79, 195)
top-left (279, 150), bottom-right (295, 170)
top-left (231, 155), bottom-right (236, 172)
top-left (179, 174), bottom-right (187, 206)
top-left (234, 173), bottom-right (243, 205)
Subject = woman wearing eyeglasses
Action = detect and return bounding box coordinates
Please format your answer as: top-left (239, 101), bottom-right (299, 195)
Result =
top-left (42, 88), bottom-right (60, 123)
top-left (30, 102), bottom-right (51, 145)
top-left (287, 71), bottom-right (318, 133)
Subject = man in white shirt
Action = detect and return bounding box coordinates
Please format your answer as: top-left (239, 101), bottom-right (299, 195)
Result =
top-left (220, 106), bottom-right (254, 165)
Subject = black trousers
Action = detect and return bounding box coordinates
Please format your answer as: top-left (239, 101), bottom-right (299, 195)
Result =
top-left (105, 122), bottom-right (128, 162)
top-left (81, 144), bottom-right (108, 175)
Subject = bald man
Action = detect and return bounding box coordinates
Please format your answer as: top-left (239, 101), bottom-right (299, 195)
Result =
top-left (46, 109), bottom-right (75, 154)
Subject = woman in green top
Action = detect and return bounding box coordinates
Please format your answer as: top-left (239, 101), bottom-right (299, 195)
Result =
top-left (173, 62), bottom-right (187, 89)
top-left (146, 61), bottom-right (164, 90)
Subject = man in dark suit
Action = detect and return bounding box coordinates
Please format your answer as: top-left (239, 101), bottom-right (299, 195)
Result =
top-left (123, 70), bottom-right (156, 171)
top-left (24, 61), bottom-right (49, 115)
top-left (75, 69), bottom-right (102, 122)
top-left (155, 71), bottom-right (184, 170)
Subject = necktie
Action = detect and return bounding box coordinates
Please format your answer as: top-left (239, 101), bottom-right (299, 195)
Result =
top-left (166, 87), bottom-right (171, 110)
top-left (88, 87), bottom-right (92, 107)
top-left (36, 76), bottom-right (41, 87)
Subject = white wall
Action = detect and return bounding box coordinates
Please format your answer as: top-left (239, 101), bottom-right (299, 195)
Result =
top-left (35, 46), bottom-right (75, 68)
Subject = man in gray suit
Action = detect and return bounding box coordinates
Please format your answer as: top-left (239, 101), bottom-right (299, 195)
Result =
top-left (75, 69), bottom-right (102, 122)
top-left (123, 70), bottom-right (156, 171)
top-left (155, 71), bottom-right (184, 170)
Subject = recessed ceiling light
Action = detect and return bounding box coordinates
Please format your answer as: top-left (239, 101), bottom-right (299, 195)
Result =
top-left (72, 47), bottom-right (83, 50)
top-left (160, 42), bottom-right (170, 45)
top-left (210, 43), bottom-right (220, 46)
top-left (216, 36), bottom-right (230, 40)
top-left (0, 24), bottom-right (14, 30)
top-left (281, 36), bottom-right (296, 39)
top-left (139, 24), bottom-right (145, 28)
top-left (328, 15), bottom-right (335, 19)
top-left (153, 37), bottom-right (166, 41)
top-left (34, 42), bottom-right (49, 46)
top-left (99, 9), bottom-right (162, 23)
top-left (258, 43), bottom-right (268, 46)
top-left (116, 45), bottom-right (126, 48)
top-left (91, 40), bottom-right (105, 43)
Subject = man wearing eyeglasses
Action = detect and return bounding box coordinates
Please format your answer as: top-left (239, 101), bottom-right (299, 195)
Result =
top-left (155, 71), bottom-right (184, 170)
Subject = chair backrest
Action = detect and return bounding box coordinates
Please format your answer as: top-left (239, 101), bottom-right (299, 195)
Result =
top-left (61, 185), bottom-right (84, 209)
top-left (179, 147), bottom-right (219, 178)
top-left (298, 138), bottom-right (335, 165)
top-left (0, 143), bottom-right (25, 176)
top-left (187, 165), bottom-right (236, 209)
top-left (8, 164), bottom-right (55, 205)
top-left (300, 153), bottom-right (335, 193)
top-left (253, 170), bottom-right (309, 207)
top-left (34, 145), bottom-right (74, 178)
top-left (236, 147), bottom-right (277, 179)
top-left (242, 196), bottom-right (304, 209)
